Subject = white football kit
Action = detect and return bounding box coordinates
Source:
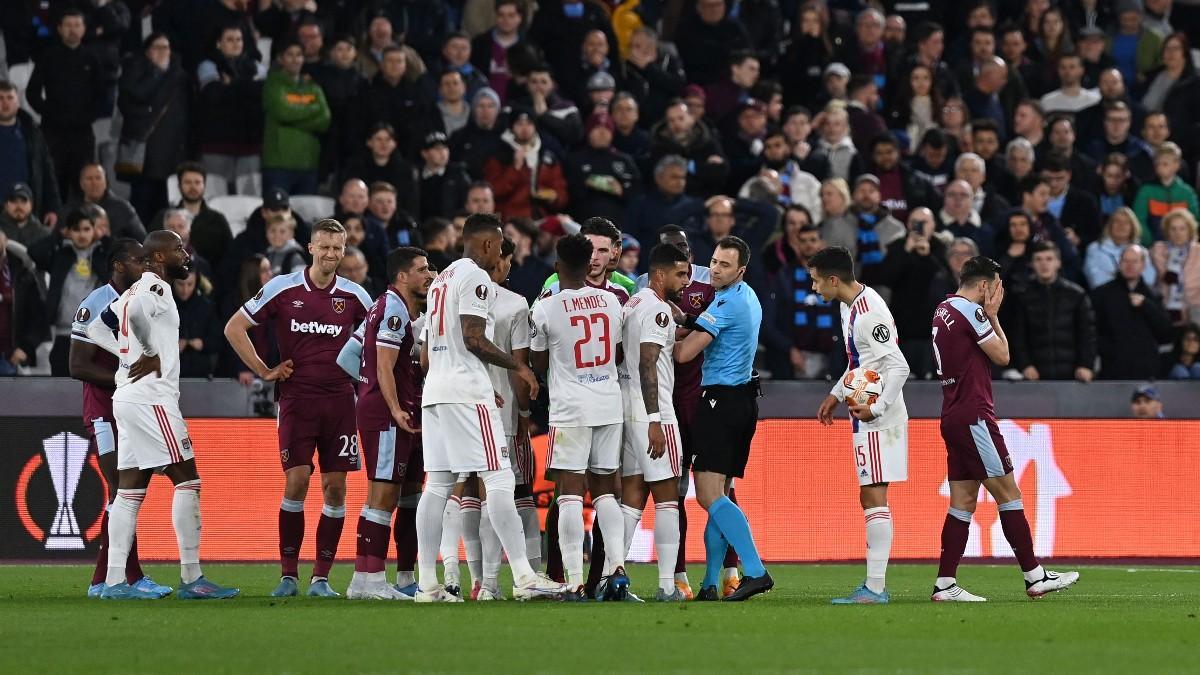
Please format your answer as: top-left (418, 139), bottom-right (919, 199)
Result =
top-left (489, 285), bottom-right (532, 483)
top-left (618, 288), bottom-right (683, 483)
top-left (833, 285), bottom-right (910, 486)
top-left (86, 271), bottom-right (194, 471)
top-left (421, 258), bottom-right (507, 473)
top-left (530, 286), bottom-right (623, 473)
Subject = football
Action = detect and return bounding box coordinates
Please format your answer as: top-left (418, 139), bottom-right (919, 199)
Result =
top-left (841, 367), bottom-right (883, 405)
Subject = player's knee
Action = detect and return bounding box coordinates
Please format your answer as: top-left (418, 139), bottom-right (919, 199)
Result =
top-left (481, 468), bottom-right (516, 495)
top-left (322, 482), bottom-right (347, 506)
top-left (424, 471), bottom-right (457, 499)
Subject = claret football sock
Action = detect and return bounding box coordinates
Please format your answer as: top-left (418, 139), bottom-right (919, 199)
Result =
top-left (279, 498), bottom-right (305, 579)
top-left (312, 504), bottom-right (345, 580)
top-left (675, 499), bottom-right (689, 576)
top-left (357, 507), bottom-right (392, 574)
top-left (997, 500), bottom-right (1041, 575)
top-left (937, 508), bottom-right (973, 579)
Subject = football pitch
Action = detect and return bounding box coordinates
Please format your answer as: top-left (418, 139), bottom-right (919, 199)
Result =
top-left (1, 563), bottom-right (1196, 674)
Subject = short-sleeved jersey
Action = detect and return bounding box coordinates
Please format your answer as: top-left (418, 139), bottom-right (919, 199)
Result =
top-left (489, 286), bottom-right (531, 436)
top-left (619, 288), bottom-right (677, 422)
top-left (240, 268), bottom-right (371, 399)
top-left (693, 280), bottom-right (761, 386)
top-left (89, 272), bottom-right (181, 405)
top-left (422, 258), bottom-right (497, 407)
top-left (542, 277), bottom-right (630, 305)
top-left (544, 270), bottom-right (637, 297)
top-left (839, 285), bottom-right (908, 430)
top-left (71, 283), bottom-right (119, 422)
top-left (639, 265), bottom-right (716, 408)
top-left (530, 286), bottom-right (624, 427)
top-left (933, 295), bottom-right (997, 421)
top-left (356, 287), bottom-right (419, 430)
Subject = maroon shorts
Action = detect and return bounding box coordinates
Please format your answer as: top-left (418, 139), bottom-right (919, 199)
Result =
top-left (278, 392), bottom-right (360, 473)
top-left (674, 399), bottom-right (698, 472)
top-left (940, 416), bottom-right (1013, 481)
top-left (359, 422), bottom-right (423, 483)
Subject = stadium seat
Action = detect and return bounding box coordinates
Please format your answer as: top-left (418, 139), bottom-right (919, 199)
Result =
top-left (8, 62), bottom-right (38, 123)
top-left (289, 195), bottom-right (335, 224)
top-left (208, 195), bottom-right (262, 238)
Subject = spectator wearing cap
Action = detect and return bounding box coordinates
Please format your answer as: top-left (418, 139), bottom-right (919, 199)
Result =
top-left (815, 103), bottom-right (864, 182)
top-left (508, 62), bottom-right (582, 151)
top-left (704, 50), bottom-right (760, 126)
top-left (484, 106), bottom-right (569, 219)
top-left (307, 35), bottom-right (367, 184)
top-left (451, 88), bottom-right (505, 181)
top-left (419, 132), bottom-right (472, 220)
top-left (873, 207), bottom-right (948, 378)
top-left (868, 133), bottom-right (939, 224)
top-left (623, 27), bottom-right (686, 130)
top-left (262, 38), bottom-right (330, 196)
top-left (220, 187), bottom-right (313, 289)
top-left (0, 228), bottom-right (48, 375)
top-left (676, 0), bottom-right (752, 86)
top-left (649, 99), bottom-right (730, 197)
top-left (821, 63), bottom-right (851, 106)
top-left (582, 71), bottom-right (618, 119)
top-left (566, 110), bottom-right (640, 224)
top-left (624, 154), bottom-right (703, 251)
top-left (0, 80), bottom-right (61, 223)
top-left (58, 163), bottom-right (145, 242)
top-left (194, 24), bottom-right (267, 196)
top-left (361, 45), bottom-right (429, 159)
top-left (724, 98), bottom-right (770, 191)
top-left (1077, 26), bottom-right (1116, 89)
top-left (340, 123), bottom-right (420, 218)
top-left (1130, 384), bottom-right (1166, 419)
top-left (470, 0), bottom-right (526, 102)
top-left (147, 163), bottom-right (233, 275)
top-left (849, 174), bottom-right (906, 282)
top-left (1092, 244), bottom-right (1174, 378)
top-left (526, 0), bottom-right (619, 86)
top-left (1009, 241), bottom-right (1097, 382)
top-left (1, 184), bottom-right (51, 249)
top-left (780, 4), bottom-right (837, 111)
top-left (503, 216), bottom-right (553, 303)
top-left (573, 30), bottom-right (625, 110)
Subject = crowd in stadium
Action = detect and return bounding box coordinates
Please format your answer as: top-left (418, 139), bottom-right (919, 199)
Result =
top-left (2, 0), bottom-right (1200, 384)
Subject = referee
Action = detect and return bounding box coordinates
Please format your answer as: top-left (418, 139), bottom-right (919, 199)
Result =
top-left (675, 236), bottom-right (772, 601)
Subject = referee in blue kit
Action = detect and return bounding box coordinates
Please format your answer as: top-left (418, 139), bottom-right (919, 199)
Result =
top-left (674, 235), bottom-right (772, 601)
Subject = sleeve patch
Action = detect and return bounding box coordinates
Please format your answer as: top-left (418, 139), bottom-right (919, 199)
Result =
top-left (871, 324), bottom-right (891, 343)
top-left (475, 284), bottom-right (489, 300)
top-left (699, 311), bottom-right (716, 324)
top-left (975, 307), bottom-right (986, 323)
top-left (387, 315), bottom-right (402, 331)
top-left (655, 312), bottom-right (670, 328)
top-left (75, 307), bottom-right (91, 323)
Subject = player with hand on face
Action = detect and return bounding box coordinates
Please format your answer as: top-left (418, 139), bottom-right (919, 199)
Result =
top-left (618, 243), bottom-right (692, 601)
top-left (931, 256), bottom-right (1079, 601)
top-left (530, 234), bottom-right (632, 601)
top-left (87, 231), bottom-right (239, 600)
top-left (225, 219), bottom-right (372, 599)
top-left (811, 246), bottom-right (910, 605)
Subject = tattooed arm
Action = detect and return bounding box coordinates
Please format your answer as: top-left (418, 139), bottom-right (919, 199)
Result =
top-left (639, 341), bottom-right (666, 459)
top-left (462, 314), bottom-right (540, 398)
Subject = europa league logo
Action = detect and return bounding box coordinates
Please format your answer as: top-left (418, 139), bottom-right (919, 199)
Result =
top-left (43, 432), bottom-right (90, 550)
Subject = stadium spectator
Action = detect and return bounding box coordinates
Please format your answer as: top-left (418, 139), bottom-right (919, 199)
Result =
top-left (1, 184), bottom-right (50, 249)
top-left (449, 87), bottom-right (504, 179)
top-left (360, 45), bottom-right (427, 158)
top-left (845, 75), bottom-right (887, 155)
top-left (817, 177), bottom-right (857, 255)
top-left (507, 63), bottom-right (582, 151)
top-left (337, 178), bottom-right (369, 218)
top-left (723, 99), bottom-right (770, 193)
top-left (927, 236), bottom-right (980, 307)
top-left (194, 23), bottom-right (267, 197)
top-left (337, 245), bottom-right (381, 299)
top-left (997, 209), bottom-right (1037, 287)
top-left (746, 128), bottom-right (821, 216)
top-left (294, 17), bottom-right (324, 66)
top-left (566, 110), bottom-right (639, 224)
top-left (1141, 33), bottom-right (1195, 123)
top-left (1133, 142), bottom-right (1199, 244)
top-left (888, 63), bottom-right (941, 154)
top-left (263, 214), bottom-right (306, 277)
top-left (307, 35), bottom-right (367, 184)
top-left (364, 181), bottom-right (417, 248)
top-left (1040, 152), bottom-right (1102, 250)
top-left (419, 217), bottom-right (461, 272)
top-left (526, 0), bottom-right (618, 86)
top-left (0, 81), bottom-right (61, 222)
top-left (422, 32), bottom-right (488, 105)
top-left (999, 137), bottom-right (1036, 204)
top-left (938, 178), bottom-right (995, 260)
top-left (937, 95), bottom-right (969, 153)
top-left (58, 164), bottom-right (145, 242)
top-left (676, 0), bottom-right (751, 87)
top-left (1151, 208), bottom-right (1200, 326)
top-left (1016, 174), bottom-right (1081, 280)
top-left (623, 154), bottom-right (701, 249)
top-left (1130, 384), bottom-right (1166, 419)
top-left (0, 228), bottom-right (48, 375)
top-left (1110, 2), bottom-right (1163, 92)
top-left (116, 32), bottom-right (190, 223)
top-left (841, 8), bottom-right (891, 93)
top-left (1008, 241), bottom-right (1097, 382)
top-left (484, 106), bottom-right (568, 219)
top-left (465, 181), bottom-right (496, 214)
top-left (173, 267), bottom-right (218, 379)
top-left (470, 0), bottom-right (525, 100)
top-left (623, 27), bottom-right (686, 130)
top-left (571, 30), bottom-right (625, 114)
top-left (848, 174), bottom-right (905, 282)
top-left (26, 8), bottom-right (105, 197)
top-left (955, 152), bottom-right (1009, 224)
top-left (649, 99), bottom-right (730, 196)
top-left (964, 57), bottom-right (1010, 138)
top-left (147, 163), bottom-right (233, 275)
top-left (910, 129), bottom-right (953, 194)
top-left (160, 208), bottom-right (213, 288)
top-left (1012, 99), bottom-right (1046, 147)
top-left (262, 38), bottom-right (331, 196)
top-left (35, 209), bottom-right (108, 376)
top-left (503, 216), bottom-right (553, 303)
top-left (1137, 112), bottom-right (1190, 185)
top-left (1096, 153), bottom-right (1140, 218)
top-left (1093, 245), bottom-right (1174, 379)
top-left (418, 132), bottom-right (471, 221)
top-left (1085, 208), bottom-right (1155, 289)
top-left (1084, 101), bottom-right (1152, 168)
top-left (1040, 53), bottom-right (1101, 113)
top-left (815, 103), bottom-right (864, 183)
top-left (820, 62), bottom-right (851, 107)
top-left (781, 5), bottom-right (835, 111)
top-left (428, 70), bottom-right (472, 137)
top-left (704, 50), bottom-right (760, 125)
top-left (869, 133), bottom-right (938, 224)
top-left (1167, 323), bottom-right (1200, 378)
top-left (340, 123), bottom-right (420, 218)
top-left (969, 120), bottom-right (1006, 189)
top-left (873, 207), bottom-right (947, 379)
top-left (219, 187), bottom-right (310, 295)
top-left (781, 106), bottom-right (831, 181)
top-left (217, 253), bottom-right (274, 383)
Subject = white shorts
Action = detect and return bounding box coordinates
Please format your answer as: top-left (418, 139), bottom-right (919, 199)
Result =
top-left (621, 420), bottom-right (683, 484)
top-left (113, 401), bottom-right (195, 471)
top-left (853, 425), bottom-right (908, 486)
top-left (547, 423), bottom-right (621, 474)
top-left (422, 403), bottom-right (508, 474)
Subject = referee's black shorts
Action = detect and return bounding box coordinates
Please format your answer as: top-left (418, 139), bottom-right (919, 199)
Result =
top-left (690, 383), bottom-right (759, 479)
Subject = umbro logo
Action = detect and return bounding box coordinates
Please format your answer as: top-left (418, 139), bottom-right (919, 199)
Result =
top-left (292, 300), bottom-right (304, 308)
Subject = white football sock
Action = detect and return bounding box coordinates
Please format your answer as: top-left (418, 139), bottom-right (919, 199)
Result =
top-left (106, 489), bottom-right (145, 587)
top-left (439, 495), bottom-right (462, 586)
top-left (557, 494), bottom-right (585, 587)
top-left (621, 503), bottom-right (643, 563)
top-left (460, 496), bottom-right (482, 585)
top-left (864, 506), bottom-right (893, 593)
top-left (592, 493), bottom-right (625, 576)
top-left (173, 480), bottom-right (203, 584)
top-left (655, 501), bottom-right (681, 594)
top-left (935, 576), bottom-right (957, 590)
top-left (416, 472), bottom-right (454, 591)
top-left (1023, 565), bottom-right (1046, 583)
top-left (480, 469), bottom-right (535, 581)
top-left (479, 501), bottom-right (502, 590)
top-left (516, 497), bottom-right (541, 572)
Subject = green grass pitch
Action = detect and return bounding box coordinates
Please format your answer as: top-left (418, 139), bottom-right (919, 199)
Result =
top-left (1, 563), bottom-right (1197, 673)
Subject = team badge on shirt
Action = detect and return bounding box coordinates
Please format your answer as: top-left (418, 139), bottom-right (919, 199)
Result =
top-left (333, 298), bottom-right (346, 314)
top-left (475, 285), bottom-right (489, 300)
top-left (655, 312), bottom-right (670, 328)
top-left (689, 292), bottom-right (704, 309)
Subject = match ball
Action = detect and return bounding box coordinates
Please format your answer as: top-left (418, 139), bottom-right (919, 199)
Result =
top-left (841, 367), bottom-right (883, 406)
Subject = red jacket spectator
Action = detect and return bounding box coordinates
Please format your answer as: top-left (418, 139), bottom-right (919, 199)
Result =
top-left (484, 109), bottom-right (568, 219)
